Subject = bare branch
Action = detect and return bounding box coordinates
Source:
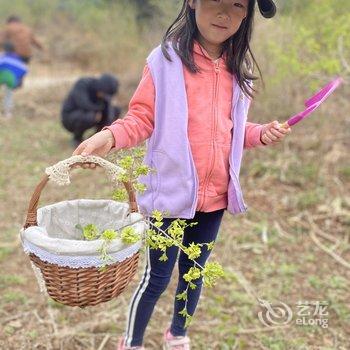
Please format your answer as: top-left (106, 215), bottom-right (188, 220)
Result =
top-left (338, 35), bottom-right (350, 74)
top-left (97, 334), bottom-right (110, 350)
top-left (306, 215), bottom-right (350, 269)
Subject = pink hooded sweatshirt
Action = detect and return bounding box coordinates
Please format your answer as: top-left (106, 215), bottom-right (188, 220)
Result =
top-left (105, 40), bottom-right (267, 212)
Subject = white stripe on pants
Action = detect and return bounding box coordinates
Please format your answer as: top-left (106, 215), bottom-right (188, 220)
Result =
top-left (125, 244), bottom-right (151, 346)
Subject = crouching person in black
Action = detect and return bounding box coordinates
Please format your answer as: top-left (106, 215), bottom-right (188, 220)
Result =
top-left (61, 73), bottom-right (121, 147)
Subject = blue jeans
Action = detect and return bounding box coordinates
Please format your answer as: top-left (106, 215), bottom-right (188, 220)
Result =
top-left (124, 208), bottom-right (225, 347)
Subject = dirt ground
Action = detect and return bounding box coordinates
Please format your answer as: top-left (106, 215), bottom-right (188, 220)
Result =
top-left (0, 63), bottom-right (349, 349)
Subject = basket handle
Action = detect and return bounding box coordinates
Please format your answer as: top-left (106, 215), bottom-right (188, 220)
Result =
top-left (23, 155), bottom-right (138, 229)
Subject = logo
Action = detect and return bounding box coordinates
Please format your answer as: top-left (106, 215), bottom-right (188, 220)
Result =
top-left (258, 298), bottom-right (293, 327)
top-left (258, 299), bottom-right (329, 328)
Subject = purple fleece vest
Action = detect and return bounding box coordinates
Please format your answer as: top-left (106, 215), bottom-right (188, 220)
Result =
top-left (135, 43), bottom-right (250, 219)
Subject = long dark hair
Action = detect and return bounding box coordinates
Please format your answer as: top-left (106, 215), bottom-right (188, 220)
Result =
top-left (161, 0), bottom-right (263, 99)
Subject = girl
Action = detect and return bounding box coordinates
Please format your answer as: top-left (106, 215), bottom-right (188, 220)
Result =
top-left (73, 0), bottom-right (291, 349)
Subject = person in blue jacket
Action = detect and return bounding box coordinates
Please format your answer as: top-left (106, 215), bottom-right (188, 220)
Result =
top-left (0, 42), bottom-right (28, 118)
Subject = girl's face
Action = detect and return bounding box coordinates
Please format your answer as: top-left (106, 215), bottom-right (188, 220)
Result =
top-left (188, 0), bottom-right (248, 48)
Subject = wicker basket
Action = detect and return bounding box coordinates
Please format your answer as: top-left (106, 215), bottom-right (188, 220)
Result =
top-left (20, 155), bottom-right (146, 308)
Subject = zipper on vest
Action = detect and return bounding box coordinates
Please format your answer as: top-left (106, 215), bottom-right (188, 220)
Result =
top-left (197, 59), bottom-right (220, 211)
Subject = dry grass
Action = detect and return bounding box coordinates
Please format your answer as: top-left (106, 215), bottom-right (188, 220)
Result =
top-left (0, 9), bottom-right (349, 350)
top-left (0, 61), bottom-right (349, 349)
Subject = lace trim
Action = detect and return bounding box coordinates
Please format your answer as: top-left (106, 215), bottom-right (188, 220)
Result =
top-left (45, 155), bottom-right (126, 186)
top-left (22, 238), bottom-right (142, 269)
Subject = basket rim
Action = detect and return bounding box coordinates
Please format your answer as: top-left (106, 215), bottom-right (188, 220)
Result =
top-left (20, 226), bottom-right (142, 247)
top-left (36, 198), bottom-right (131, 211)
top-left (23, 237), bottom-right (142, 268)
top-left (20, 224), bottom-right (146, 245)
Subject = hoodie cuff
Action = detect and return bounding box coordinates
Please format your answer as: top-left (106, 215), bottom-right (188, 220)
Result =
top-left (246, 124), bottom-right (267, 148)
top-left (102, 123), bottom-right (129, 151)
top-left (260, 125), bottom-right (269, 146)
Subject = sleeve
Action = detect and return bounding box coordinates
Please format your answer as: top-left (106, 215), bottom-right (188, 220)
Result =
top-left (71, 80), bottom-right (102, 112)
top-left (243, 96), bottom-right (268, 149)
top-left (103, 64), bottom-right (155, 151)
top-left (244, 122), bottom-right (267, 149)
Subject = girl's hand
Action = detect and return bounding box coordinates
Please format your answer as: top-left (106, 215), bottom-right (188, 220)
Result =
top-left (72, 129), bottom-right (115, 169)
top-left (261, 120), bottom-right (291, 146)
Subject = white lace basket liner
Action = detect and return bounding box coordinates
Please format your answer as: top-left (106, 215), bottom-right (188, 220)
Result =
top-left (20, 155), bottom-right (149, 297)
top-left (20, 200), bottom-right (147, 266)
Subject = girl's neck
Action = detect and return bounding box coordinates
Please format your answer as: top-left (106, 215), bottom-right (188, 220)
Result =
top-left (197, 34), bottom-right (223, 60)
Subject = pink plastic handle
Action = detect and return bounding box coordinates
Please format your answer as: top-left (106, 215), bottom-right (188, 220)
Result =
top-left (286, 77), bottom-right (343, 127)
top-left (287, 104), bottom-right (319, 126)
top-left (305, 77), bottom-right (343, 108)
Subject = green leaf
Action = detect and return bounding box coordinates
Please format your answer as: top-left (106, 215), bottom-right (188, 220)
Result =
top-left (183, 242), bottom-right (201, 260)
top-left (178, 307), bottom-right (188, 317)
top-left (133, 182), bottom-right (147, 193)
top-left (112, 188), bottom-right (128, 201)
top-left (151, 210), bottom-right (163, 222)
top-left (159, 253), bottom-right (168, 262)
top-left (101, 229), bottom-right (118, 241)
top-left (75, 224), bottom-right (83, 232)
top-left (117, 155), bottom-right (134, 170)
top-left (176, 290), bottom-right (188, 301)
top-left (183, 267), bottom-right (201, 283)
top-left (202, 262), bottom-right (225, 288)
top-left (82, 224), bottom-right (100, 240)
top-left (189, 282), bottom-right (197, 290)
top-left (206, 241), bottom-right (215, 251)
top-left (184, 314), bottom-right (193, 328)
top-left (121, 226), bottom-right (141, 244)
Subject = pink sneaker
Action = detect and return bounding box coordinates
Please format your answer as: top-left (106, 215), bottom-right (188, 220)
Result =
top-left (117, 336), bottom-right (145, 350)
top-left (163, 327), bottom-right (191, 350)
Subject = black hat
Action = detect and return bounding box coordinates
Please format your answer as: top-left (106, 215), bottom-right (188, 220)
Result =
top-left (96, 73), bottom-right (119, 98)
top-left (257, 0), bottom-right (276, 18)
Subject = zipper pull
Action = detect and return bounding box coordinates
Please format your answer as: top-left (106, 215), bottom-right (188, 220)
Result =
top-left (214, 59), bottom-right (220, 73)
